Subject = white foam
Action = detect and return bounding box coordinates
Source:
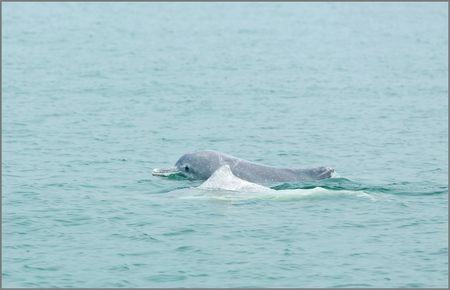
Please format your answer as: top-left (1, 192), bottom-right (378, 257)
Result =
top-left (170, 187), bottom-right (375, 202)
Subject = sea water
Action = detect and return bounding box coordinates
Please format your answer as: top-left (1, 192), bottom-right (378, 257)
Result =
top-left (2, 2), bottom-right (448, 288)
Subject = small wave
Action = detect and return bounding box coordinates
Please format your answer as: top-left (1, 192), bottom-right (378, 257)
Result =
top-left (174, 187), bottom-right (375, 202)
top-left (145, 274), bottom-right (186, 283)
top-left (167, 173), bottom-right (189, 180)
top-left (272, 178), bottom-right (448, 196)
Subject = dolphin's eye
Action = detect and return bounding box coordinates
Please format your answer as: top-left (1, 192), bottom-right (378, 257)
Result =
top-left (184, 166), bottom-right (189, 172)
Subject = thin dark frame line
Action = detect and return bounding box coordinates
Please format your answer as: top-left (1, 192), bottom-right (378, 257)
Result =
top-left (1, 0), bottom-right (449, 3)
top-left (1, 1), bottom-right (448, 290)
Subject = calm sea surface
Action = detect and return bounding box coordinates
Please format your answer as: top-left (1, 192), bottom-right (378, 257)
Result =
top-left (2, 2), bottom-right (448, 288)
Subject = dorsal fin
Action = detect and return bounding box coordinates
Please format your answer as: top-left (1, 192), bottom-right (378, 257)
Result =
top-left (199, 165), bottom-right (272, 192)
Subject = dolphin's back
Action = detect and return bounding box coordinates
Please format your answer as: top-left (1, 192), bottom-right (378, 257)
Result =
top-left (225, 155), bottom-right (333, 184)
top-left (194, 150), bottom-right (334, 184)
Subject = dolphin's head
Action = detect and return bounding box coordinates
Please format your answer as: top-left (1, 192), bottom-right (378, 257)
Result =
top-left (174, 151), bottom-right (222, 179)
top-left (152, 150), bottom-right (223, 180)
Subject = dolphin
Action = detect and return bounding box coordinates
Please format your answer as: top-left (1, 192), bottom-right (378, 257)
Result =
top-left (152, 150), bottom-right (334, 185)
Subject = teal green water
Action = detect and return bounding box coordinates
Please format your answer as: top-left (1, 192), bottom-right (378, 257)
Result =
top-left (2, 2), bottom-right (448, 288)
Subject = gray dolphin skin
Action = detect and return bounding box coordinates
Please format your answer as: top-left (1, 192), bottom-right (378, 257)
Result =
top-left (152, 150), bottom-right (334, 184)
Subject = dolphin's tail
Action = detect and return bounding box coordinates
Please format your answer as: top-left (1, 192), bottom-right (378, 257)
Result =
top-left (292, 166), bottom-right (335, 181)
top-left (316, 166), bottom-right (335, 179)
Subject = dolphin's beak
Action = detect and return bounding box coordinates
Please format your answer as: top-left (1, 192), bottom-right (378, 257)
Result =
top-left (152, 167), bottom-right (180, 177)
